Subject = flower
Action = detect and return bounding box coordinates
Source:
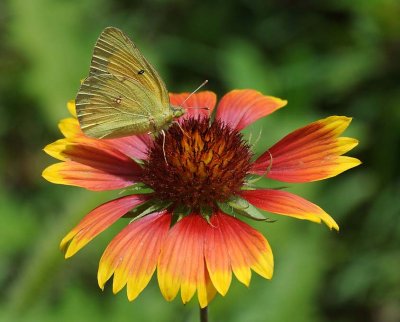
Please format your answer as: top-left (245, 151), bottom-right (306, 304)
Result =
top-left (43, 90), bottom-right (361, 308)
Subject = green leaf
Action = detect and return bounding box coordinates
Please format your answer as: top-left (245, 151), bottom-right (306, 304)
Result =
top-left (217, 202), bottom-right (238, 217)
top-left (173, 204), bottom-right (191, 220)
top-left (122, 183), bottom-right (153, 194)
top-left (227, 196), bottom-right (250, 210)
top-left (200, 205), bottom-right (213, 224)
top-left (200, 205), bottom-right (213, 217)
top-left (218, 196), bottom-right (277, 222)
top-left (123, 199), bottom-right (171, 221)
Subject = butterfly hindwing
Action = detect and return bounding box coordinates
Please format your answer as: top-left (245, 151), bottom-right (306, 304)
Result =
top-left (76, 73), bottom-right (164, 139)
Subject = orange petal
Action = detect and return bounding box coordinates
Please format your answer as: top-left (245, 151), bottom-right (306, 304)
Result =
top-left (215, 90), bottom-right (287, 131)
top-left (43, 137), bottom-right (142, 190)
top-left (97, 211), bottom-right (171, 301)
top-left (169, 91), bottom-right (217, 119)
top-left (60, 195), bottom-right (147, 258)
top-left (251, 116), bottom-right (361, 182)
top-left (157, 214), bottom-right (216, 308)
top-left (240, 189), bottom-right (339, 230)
top-left (211, 212), bottom-right (273, 287)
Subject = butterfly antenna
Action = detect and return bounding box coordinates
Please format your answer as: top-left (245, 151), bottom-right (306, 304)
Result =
top-left (180, 80), bottom-right (209, 107)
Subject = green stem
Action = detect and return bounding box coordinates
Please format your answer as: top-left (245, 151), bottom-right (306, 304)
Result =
top-left (200, 306), bottom-right (208, 322)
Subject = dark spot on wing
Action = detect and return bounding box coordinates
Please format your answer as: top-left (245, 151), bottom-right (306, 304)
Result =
top-left (138, 69), bottom-right (145, 75)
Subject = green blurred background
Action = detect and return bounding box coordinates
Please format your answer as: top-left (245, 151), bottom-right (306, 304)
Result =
top-left (1, 0), bottom-right (399, 321)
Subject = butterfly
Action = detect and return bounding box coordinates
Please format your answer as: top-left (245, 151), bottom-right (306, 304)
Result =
top-left (75, 27), bottom-right (186, 139)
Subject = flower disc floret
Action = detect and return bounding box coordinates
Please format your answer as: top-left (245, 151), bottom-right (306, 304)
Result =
top-left (140, 117), bottom-right (252, 210)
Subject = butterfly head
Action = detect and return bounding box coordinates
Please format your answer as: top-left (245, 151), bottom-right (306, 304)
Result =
top-left (171, 106), bottom-right (186, 119)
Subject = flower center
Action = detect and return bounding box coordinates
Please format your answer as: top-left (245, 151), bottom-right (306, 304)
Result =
top-left (140, 117), bottom-right (252, 210)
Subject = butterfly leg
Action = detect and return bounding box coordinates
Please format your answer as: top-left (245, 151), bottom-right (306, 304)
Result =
top-left (173, 121), bottom-right (190, 138)
top-left (147, 118), bottom-right (159, 139)
top-left (161, 129), bottom-right (169, 166)
top-left (148, 118), bottom-right (168, 165)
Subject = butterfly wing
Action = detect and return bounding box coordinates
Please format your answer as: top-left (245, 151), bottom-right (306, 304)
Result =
top-left (76, 74), bottom-right (165, 139)
top-left (89, 27), bottom-right (170, 107)
top-left (76, 27), bottom-right (174, 138)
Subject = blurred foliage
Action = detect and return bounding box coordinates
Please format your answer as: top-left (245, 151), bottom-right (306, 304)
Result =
top-left (1, 0), bottom-right (399, 321)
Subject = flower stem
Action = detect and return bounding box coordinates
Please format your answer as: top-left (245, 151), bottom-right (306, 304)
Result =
top-left (200, 306), bottom-right (208, 322)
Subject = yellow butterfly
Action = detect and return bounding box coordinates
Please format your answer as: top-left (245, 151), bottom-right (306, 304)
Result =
top-left (76, 27), bottom-right (185, 139)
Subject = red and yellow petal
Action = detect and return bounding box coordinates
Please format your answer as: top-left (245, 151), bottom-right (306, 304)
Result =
top-left (98, 211), bottom-right (172, 301)
top-left (60, 195), bottom-right (147, 258)
top-left (105, 134), bottom-right (153, 160)
top-left (169, 91), bottom-right (217, 119)
top-left (251, 116), bottom-right (361, 182)
top-left (240, 189), bottom-right (339, 230)
top-left (42, 161), bottom-right (136, 191)
top-left (42, 137), bottom-right (142, 191)
top-left (67, 100), bottom-right (77, 117)
top-left (157, 214), bottom-right (217, 308)
top-left (206, 212), bottom-right (273, 290)
top-left (58, 117), bottom-right (83, 138)
top-left (197, 270), bottom-right (217, 309)
top-left (57, 101), bottom-right (81, 138)
top-left (56, 117), bottom-right (152, 161)
top-left (215, 89), bottom-right (287, 131)
top-left (204, 215), bottom-right (232, 296)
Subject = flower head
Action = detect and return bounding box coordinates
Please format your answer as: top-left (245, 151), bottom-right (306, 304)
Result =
top-left (43, 89), bottom-right (360, 307)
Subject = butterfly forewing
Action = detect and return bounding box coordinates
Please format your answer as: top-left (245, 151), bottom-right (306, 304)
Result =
top-left (75, 27), bottom-right (183, 139)
top-left (89, 27), bottom-right (169, 107)
top-left (76, 74), bottom-right (164, 139)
